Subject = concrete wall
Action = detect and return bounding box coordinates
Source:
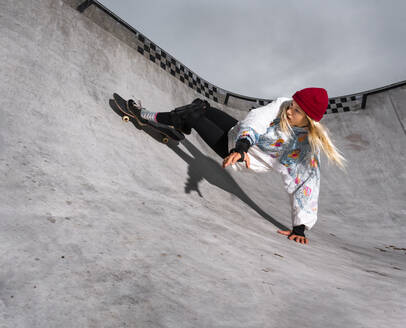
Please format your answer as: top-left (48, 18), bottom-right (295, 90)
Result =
top-left (1, 0), bottom-right (405, 327)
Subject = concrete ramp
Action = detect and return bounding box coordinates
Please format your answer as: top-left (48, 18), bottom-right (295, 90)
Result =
top-left (1, 1), bottom-right (405, 327)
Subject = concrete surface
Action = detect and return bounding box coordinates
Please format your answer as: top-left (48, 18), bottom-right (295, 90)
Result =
top-left (1, 0), bottom-right (405, 327)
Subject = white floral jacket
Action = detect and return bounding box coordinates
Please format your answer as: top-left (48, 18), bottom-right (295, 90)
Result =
top-left (227, 97), bottom-right (320, 230)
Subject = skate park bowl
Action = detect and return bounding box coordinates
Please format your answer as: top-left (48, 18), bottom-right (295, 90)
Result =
top-left (1, 0), bottom-right (405, 327)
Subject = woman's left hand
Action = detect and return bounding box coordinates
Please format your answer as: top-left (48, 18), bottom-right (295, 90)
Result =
top-left (222, 152), bottom-right (250, 169)
top-left (277, 230), bottom-right (309, 244)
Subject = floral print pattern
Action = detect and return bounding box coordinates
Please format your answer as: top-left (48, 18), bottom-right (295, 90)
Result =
top-left (233, 116), bottom-right (321, 229)
top-left (271, 138), bottom-right (284, 147)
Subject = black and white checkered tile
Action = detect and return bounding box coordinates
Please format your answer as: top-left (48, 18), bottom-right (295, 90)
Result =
top-left (326, 94), bottom-right (363, 114)
top-left (136, 34), bottom-right (219, 103)
top-left (74, 0), bottom-right (367, 115)
top-left (113, 18), bottom-right (365, 114)
top-left (247, 95), bottom-right (363, 115)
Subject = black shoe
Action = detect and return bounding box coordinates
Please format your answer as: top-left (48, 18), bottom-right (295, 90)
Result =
top-left (127, 99), bottom-right (149, 126)
top-left (192, 98), bottom-right (210, 107)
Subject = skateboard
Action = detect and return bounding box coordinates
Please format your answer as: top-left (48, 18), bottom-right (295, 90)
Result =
top-left (113, 93), bottom-right (185, 144)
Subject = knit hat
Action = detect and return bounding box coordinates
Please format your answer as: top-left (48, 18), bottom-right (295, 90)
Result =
top-left (292, 87), bottom-right (328, 122)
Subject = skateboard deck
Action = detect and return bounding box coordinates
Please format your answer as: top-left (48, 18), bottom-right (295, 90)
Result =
top-left (113, 93), bottom-right (184, 144)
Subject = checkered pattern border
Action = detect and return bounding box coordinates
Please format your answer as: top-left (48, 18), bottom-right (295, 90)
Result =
top-left (72, 0), bottom-right (383, 115)
top-left (326, 94), bottom-right (363, 114)
top-left (246, 95), bottom-right (363, 114)
top-left (136, 36), bottom-right (219, 103)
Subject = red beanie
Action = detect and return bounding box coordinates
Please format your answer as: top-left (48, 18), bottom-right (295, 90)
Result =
top-left (292, 87), bottom-right (328, 122)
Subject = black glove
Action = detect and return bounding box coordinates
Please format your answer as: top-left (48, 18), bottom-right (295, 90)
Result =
top-left (290, 225), bottom-right (306, 237)
top-left (230, 138), bottom-right (251, 162)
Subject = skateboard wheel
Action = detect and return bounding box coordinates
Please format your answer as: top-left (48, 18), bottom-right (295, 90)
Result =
top-left (122, 116), bottom-right (130, 122)
top-left (162, 137), bottom-right (169, 144)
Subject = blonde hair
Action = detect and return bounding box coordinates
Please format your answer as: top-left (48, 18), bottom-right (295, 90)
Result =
top-left (278, 101), bottom-right (346, 169)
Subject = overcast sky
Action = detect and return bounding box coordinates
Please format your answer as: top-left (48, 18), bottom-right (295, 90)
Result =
top-left (99, 0), bottom-right (406, 98)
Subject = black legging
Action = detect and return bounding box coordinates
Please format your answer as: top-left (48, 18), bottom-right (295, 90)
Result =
top-left (157, 107), bottom-right (238, 159)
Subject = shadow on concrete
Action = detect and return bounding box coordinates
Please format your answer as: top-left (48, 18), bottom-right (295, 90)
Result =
top-left (168, 138), bottom-right (288, 230)
top-left (109, 98), bottom-right (288, 230)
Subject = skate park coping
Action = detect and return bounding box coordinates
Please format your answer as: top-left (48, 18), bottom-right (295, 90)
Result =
top-left (66, 0), bottom-right (406, 115)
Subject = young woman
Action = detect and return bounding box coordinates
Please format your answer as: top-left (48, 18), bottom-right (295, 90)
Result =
top-left (129, 87), bottom-right (346, 245)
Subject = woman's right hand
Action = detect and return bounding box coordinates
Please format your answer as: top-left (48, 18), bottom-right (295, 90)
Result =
top-left (222, 152), bottom-right (250, 169)
top-left (277, 230), bottom-right (309, 245)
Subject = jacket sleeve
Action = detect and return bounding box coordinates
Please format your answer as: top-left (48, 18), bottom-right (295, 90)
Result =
top-left (235, 97), bottom-right (290, 145)
top-left (283, 154), bottom-right (321, 230)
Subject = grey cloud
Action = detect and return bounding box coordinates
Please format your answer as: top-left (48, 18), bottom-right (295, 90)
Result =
top-left (100, 0), bottom-right (406, 98)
